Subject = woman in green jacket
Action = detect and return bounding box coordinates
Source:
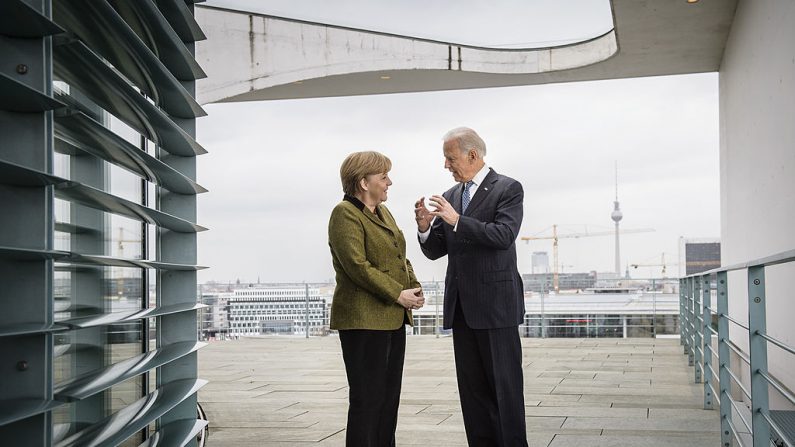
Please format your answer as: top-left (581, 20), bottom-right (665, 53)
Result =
top-left (328, 151), bottom-right (424, 446)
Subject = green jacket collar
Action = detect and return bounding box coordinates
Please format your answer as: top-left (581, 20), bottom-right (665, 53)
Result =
top-left (343, 194), bottom-right (366, 211)
top-left (343, 195), bottom-right (394, 233)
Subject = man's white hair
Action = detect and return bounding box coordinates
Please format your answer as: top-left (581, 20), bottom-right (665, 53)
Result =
top-left (442, 127), bottom-right (487, 157)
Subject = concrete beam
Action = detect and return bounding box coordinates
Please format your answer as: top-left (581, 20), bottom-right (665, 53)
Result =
top-left (195, 0), bottom-right (737, 103)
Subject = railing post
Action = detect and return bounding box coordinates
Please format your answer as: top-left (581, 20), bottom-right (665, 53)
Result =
top-left (435, 280), bottom-right (440, 339)
top-left (687, 277), bottom-right (695, 366)
top-left (693, 276), bottom-right (702, 381)
top-left (702, 274), bottom-right (713, 409)
top-left (716, 271), bottom-right (732, 447)
top-left (305, 283), bottom-right (310, 338)
top-left (747, 266), bottom-right (770, 446)
top-left (680, 278), bottom-right (686, 348)
top-left (652, 278), bottom-right (657, 338)
top-left (684, 278), bottom-right (690, 354)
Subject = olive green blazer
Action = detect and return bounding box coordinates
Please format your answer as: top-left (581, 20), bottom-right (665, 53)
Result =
top-left (328, 195), bottom-right (421, 330)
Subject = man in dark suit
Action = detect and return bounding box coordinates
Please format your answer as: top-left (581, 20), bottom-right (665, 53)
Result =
top-left (415, 127), bottom-right (527, 446)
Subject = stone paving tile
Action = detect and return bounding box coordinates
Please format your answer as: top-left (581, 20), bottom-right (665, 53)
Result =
top-left (558, 378), bottom-right (623, 387)
top-left (524, 406), bottom-right (646, 418)
top-left (199, 372), bottom-right (252, 382)
top-left (600, 429), bottom-right (719, 438)
top-left (202, 381), bottom-right (270, 392)
top-left (439, 414), bottom-right (567, 430)
top-left (400, 398), bottom-right (461, 407)
top-left (198, 336), bottom-right (721, 447)
top-left (264, 384), bottom-right (347, 392)
top-left (562, 416), bottom-right (720, 432)
top-left (198, 390), bottom-right (271, 402)
top-left (548, 433), bottom-right (717, 447)
top-left (207, 426), bottom-right (344, 445)
top-left (525, 393), bottom-right (582, 402)
top-left (552, 385), bottom-right (702, 397)
top-left (538, 400), bottom-right (612, 408)
top-left (648, 408), bottom-right (719, 421)
top-left (579, 394), bottom-right (705, 407)
top-left (525, 377), bottom-right (566, 385)
top-left (400, 391), bottom-right (461, 400)
top-left (415, 404), bottom-right (464, 414)
top-left (610, 401), bottom-right (705, 409)
top-left (201, 402), bottom-right (306, 421)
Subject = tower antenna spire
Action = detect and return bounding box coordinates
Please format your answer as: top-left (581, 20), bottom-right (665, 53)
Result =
top-left (611, 161), bottom-right (623, 275)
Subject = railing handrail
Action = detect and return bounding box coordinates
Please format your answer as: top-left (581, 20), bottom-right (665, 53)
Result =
top-left (758, 370), bottom-right (795, 408)
top-left (756, 330), bottom-right (795, 357)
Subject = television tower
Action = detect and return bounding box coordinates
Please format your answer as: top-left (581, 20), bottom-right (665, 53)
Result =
top-left (611, 162), bottom-right (623, 275)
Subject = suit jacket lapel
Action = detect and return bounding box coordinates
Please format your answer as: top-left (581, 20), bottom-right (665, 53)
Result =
top-left (464, 168), bottom-right (497, 216)
top-left (451, 182), bottom-right (463, 214)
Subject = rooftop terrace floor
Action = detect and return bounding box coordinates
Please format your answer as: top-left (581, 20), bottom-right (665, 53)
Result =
top-left (198, 336), bottom-right (719, 446)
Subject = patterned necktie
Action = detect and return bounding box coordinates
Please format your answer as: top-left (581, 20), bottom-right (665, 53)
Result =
top-left (462, 180), bottom-right (474, 213)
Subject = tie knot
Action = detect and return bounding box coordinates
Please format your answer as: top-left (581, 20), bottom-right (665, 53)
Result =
top-left (464, 180), bottom-right (474, 190)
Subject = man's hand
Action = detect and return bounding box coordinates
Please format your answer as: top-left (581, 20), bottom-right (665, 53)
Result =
top-left (397, 287), bottom-right (425, 310)
top-left (414, 197), bottom-right (434, 232)
top-left (428, 195), bottom-right (460, 227)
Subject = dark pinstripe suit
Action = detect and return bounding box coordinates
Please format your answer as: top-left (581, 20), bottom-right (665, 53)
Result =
top-left (420, 168), bottom-right (528, 446)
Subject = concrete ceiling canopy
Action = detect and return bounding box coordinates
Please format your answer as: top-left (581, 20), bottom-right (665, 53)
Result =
top-left (195, 0), bottom-right (737, 104)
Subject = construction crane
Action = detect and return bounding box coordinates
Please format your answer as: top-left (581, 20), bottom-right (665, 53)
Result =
top-left (630, 252), bottom-right (679, 278)
top-left (521, 225), bottom-right (654, 292)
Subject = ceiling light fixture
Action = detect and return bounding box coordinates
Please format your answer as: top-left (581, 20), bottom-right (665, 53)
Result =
top-left (380, 75), bottom-right (391, 80)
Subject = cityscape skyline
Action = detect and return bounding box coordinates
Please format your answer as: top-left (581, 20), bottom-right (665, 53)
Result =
top-left (196, 73), bottom-right (720, 283)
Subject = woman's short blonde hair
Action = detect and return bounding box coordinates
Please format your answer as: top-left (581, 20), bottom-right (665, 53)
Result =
top-left (340, 151), bottom-right (392, 196)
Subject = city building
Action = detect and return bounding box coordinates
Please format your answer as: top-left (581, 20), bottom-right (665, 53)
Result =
top-left (198, 292), bottom-right (229, 340)
top-left (531, 251), bottom-right (550, 274)
top-left (679, 238), bottom-right (721, 276)
top-left (409, 282), bottom-right (680, 339)
top-left (522, 272), bottom-right (597, 292)
top-left (521, 289), bottom-right (679, 338)
top-left (224, 286), bottom-right (331, 336)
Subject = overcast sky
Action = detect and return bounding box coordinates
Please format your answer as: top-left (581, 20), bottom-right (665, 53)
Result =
top-left (194, 1), bottom-right (720, 284)
top-left (196, 73), bottom-right (719, 283)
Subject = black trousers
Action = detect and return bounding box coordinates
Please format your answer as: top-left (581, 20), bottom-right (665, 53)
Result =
top-left (453, 302), bottom-right (528, 447)
top-left (339, 327), bottom-right (406, 447)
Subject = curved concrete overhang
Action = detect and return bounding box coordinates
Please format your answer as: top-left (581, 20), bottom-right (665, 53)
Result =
top-left (195, 0), bottom-right (737, 104)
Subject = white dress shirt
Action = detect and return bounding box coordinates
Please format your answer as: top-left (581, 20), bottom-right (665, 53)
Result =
top-left (419, 164), bottom-right (490, 242)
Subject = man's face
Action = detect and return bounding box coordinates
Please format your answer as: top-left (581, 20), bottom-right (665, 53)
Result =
top-left (443, 139), bottom-right (478, 183)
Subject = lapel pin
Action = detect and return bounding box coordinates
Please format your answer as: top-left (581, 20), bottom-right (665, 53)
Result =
top-left (484, 187), bottom-right (489, 191)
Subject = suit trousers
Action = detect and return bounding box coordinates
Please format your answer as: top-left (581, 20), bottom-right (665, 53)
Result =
top-left (339, 327), bottom-right (406, 447)
top-left (453, 301), bottom-right (528, 447)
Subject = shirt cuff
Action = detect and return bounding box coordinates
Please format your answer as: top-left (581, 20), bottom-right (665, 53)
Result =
top-left (418, 226), bottom-right (431, 243)
top-left (453, 217), bottom-right (460, 232)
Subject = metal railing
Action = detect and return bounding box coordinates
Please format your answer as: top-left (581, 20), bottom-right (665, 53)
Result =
top-left (681, 248), bottom-right (795, 447)
top-left (200, 278), bottom-right (681, 339)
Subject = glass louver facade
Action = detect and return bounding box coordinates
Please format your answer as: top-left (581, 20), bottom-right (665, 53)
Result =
top-left (0, 0), bottom-right (207, 445)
